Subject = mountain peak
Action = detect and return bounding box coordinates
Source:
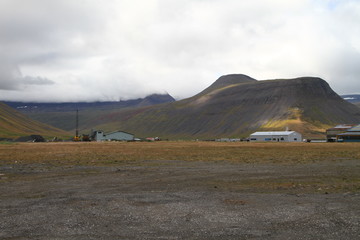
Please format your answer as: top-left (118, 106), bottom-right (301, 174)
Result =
top-left (266, 77), bottom-right (337, 98)
top-left (138, 93), bottom-right (176, 107)
top-left (213, 74), bottom-right (257, 87)
top-left (203, 74), bottom-right (257, 94)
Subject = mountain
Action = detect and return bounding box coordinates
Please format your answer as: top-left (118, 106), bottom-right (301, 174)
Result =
top-left (0, 102), bottom-right (70, 140)
top-left (4, 93), bottom-right (175, 131)
top-left (82, 75), bottom-right (360, 139)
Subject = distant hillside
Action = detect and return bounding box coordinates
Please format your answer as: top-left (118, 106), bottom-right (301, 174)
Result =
top-left (0, 102), bottom-right (70, 140)
top-left (82, 75), bottom-right (360, 139)
top-left (342, 94), bottom-right (360, 104)
top-left (4, 93), bottom-right (175, 112)
top-left (4, 93), bottom-right (175, 131)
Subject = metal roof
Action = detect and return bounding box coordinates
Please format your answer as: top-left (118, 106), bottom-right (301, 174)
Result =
top-left (338, 132), bottom-right (360, 136)
top-left (106, 130), bottom-right (134, 136)
top-left (250, 131), bottom-right (298, 136)
top-left (334, 124), bottom-right (355, 128)
top-left (327, 124), bottom-right (355, 131)
top-left (348, 124), bottom-right (360, 132)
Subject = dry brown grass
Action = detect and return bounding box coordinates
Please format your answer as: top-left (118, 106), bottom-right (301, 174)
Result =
top-left (0, 141), bottom-right (359, 166)
top-left (1, 141), bottom-right (359, 193)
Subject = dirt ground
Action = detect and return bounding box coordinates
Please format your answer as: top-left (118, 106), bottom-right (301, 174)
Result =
top-left (0, 142), bottom-right (359, 239)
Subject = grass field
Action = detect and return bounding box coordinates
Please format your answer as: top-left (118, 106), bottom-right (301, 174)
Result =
top-left (1, 141), bottom-right (359, 166)
top-left (1, 141), bottom-right (360, 194)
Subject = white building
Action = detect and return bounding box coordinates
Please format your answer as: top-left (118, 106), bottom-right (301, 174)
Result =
top-left (92, 130), bottom-right (134, 142)
top-left (249, 131), bottom-right (302, 142)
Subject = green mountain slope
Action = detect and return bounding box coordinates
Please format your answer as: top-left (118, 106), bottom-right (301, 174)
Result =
top-left (0, 102), bottom-right (70, 140)
top-left (83, 75), bottom-right (360, 139)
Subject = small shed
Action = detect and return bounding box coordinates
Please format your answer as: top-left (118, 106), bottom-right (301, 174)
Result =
top-left (92, 130), bottom-right (134, 142)
top-left (249, 131), bottom-right (302, 142)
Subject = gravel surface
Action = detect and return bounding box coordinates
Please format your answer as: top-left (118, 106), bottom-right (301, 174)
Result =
top-left (1, 160), bottom-right (359, 239)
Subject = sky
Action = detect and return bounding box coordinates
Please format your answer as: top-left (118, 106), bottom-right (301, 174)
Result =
top-left (0, 0), bottom-right (359, 102)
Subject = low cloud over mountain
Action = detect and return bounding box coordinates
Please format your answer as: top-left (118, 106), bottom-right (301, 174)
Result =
top-left (0, 1), bottom-right (359, 102)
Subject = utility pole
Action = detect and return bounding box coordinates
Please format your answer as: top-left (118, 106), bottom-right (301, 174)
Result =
top-left (76, 108), bottom-right (79, 138)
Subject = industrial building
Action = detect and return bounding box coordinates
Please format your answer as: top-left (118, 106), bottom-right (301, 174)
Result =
top-left (336, 124), bottom-right (360, 142)
top-left (91, 130), bottom-right (134, 142)
top-left (326, 124), bottom-right (355, 142)
top-left (249, 131), bottom-right (302, 142)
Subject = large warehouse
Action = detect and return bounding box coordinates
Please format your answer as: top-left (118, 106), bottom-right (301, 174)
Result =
top-left (249, 131), bottom-right (302, 142)
top-left (91, 130), bottom-right (134, 142)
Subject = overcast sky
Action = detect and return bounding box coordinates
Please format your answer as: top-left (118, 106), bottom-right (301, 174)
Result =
top-left (0, 0), bottom-right (359, 102)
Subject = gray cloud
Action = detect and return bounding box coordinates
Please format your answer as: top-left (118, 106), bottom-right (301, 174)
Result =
top-left (0, 62), bottom-right (22, 90)
top-left (22, 76), bottom-right (54, 86)
top-left (0, 61), bottom-right (54, 91)
top-left (0, 0), bottom-right (359, 102)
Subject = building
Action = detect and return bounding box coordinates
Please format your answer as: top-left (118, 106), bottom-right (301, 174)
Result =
top-left (92, 130), bottom-right (134, 142)
top-left (249, 131), bottom-right (302, 142)
top-left (215, 138), bottom-right (241, 142)
top-left (326, 124), bottom-right (355, 142)
top-left (15, 135), bottom-right (46, 142)
top-left (336, 124), bottom-right (360, 142)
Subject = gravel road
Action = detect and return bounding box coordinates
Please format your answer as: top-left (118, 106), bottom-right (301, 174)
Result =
top-left (1, 159), bottom-right (359, 239)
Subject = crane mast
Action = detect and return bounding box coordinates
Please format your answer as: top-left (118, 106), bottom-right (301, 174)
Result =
top-left (73, 109), bottom-right (80, 141)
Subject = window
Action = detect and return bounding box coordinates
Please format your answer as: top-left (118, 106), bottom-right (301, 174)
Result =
top-left (294, 138), bottom-right (297, 141)
top-left (280, 137), bottom-right (284, 141)
top-left (250, 138), bottom-right (257, 141)
top-left (265, 138), bottom-right (271, 141)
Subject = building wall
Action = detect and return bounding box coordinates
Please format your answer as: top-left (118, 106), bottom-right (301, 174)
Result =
top-left (95, 131), bottom-right (106, 142)
top-left (94, 131), bottom-right (134, 141)
top-left (342, 138), bottom-right (360, 142)
top-left (250, 132), bottom-right (302, 142)
top-left (337, 134), bottom-right (360, 142)
top-left (326, 129), bottom-right (351, 141)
